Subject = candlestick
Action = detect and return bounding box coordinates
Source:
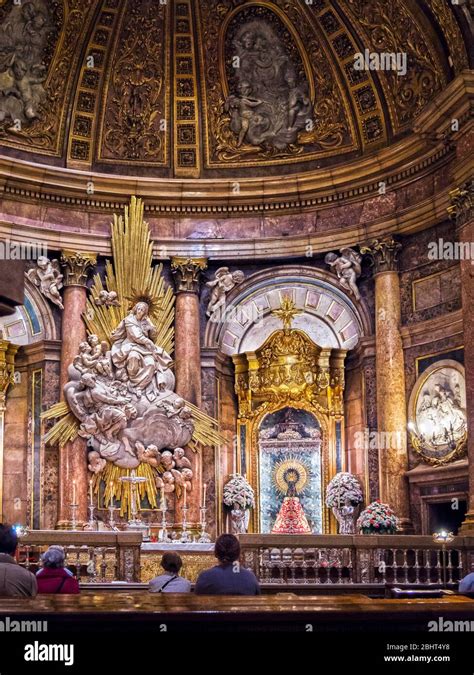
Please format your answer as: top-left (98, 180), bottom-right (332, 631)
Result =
top-left (198, 505), bottom-right (211, 543)
top-left (69, 503), bottom-right (79, 531)
top-left (83, 504), bottom-right (96, 531)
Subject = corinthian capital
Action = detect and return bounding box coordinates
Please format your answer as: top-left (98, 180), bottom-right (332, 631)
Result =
top-left (60, 250), bottom-right (97, 287)
top-left (448, 179), bottom-right (474, 228)
top-left (360, 236), bottom-right (402, 275)
top-left (171, 257), bottom-right (208, 294)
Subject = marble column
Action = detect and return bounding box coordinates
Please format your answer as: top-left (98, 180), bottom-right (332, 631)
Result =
top-left (171, 257), bottom-right (207, 528)
top-left (361, 237), bottom-right (412, 531)
top-left (57, 250), bottom-right (96, 528)
top-left (0, 337), bottom-right (19, 523)
top-left (450, 181), bottom-right (474, 534)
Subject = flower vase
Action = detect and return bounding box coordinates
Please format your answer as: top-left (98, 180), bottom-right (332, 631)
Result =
top-left (332, 504), bottom-right (359, 534)
top-left (230, 503), bottom-right (248, 534)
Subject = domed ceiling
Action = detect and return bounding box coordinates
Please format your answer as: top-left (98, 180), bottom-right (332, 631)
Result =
top-left (0, 0), bottom-right (469, 179)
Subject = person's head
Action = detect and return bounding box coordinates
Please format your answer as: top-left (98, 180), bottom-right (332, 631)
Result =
top-left (0, 524), bottom-right (18, 555)
top-left (161, 552), bottom-right (182, 575)
top-left (80, 372), bottom-right (95, 387)
top-left (41, 545), bottom-right (66, 569)
top-left (215, 534), bottom-right (240, 564)
top-left (88, 334), bottom-right (99, 348)
top-left (133, 302), bottom-right (149, 320)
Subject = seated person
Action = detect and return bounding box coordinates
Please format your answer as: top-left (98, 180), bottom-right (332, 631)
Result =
top-left (0, 523), bottom-right (37, 597)
top-left (194, 534), bottom-right (261, 596)
top-left (36, 546), bottom-right (80, 594)
top-left (149, 552), bottom-right (191, 593)
top-left (459, 570), bottom-right (474, 593)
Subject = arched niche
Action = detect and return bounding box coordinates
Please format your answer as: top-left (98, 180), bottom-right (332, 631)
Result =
top-left (0, 279), bottom-right (57, 345)
top-left (205, 266), bottom-right (371, 355)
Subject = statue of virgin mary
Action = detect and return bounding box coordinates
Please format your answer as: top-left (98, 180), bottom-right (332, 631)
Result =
top-left (111, 301), bottom-right (174, 397)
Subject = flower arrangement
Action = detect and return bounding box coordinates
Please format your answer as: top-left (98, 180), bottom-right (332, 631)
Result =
top-left (223, 473), bottom-right (255, 510)
top-left (357, 500), bottom-right (399, 534)
top-left (325, 472), bottom-right (364, 509)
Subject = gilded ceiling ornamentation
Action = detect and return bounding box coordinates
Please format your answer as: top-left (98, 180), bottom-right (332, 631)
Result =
top-left (344, 0), bottom-right (445, 125)
top-left (197, 0), bottom-right (354, 167)
top-left (423, 0), bottom-right (469, 74)
top-left (99, 0), bottom-right (170, 164)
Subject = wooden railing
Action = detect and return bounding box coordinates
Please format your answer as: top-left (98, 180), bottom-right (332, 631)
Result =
top-left (239, 534), bottom-right (474, 587)
top-left (17, 531), bottom-right (143, 583)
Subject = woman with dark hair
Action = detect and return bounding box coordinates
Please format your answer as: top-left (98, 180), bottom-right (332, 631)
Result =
top-left (36, 546), bottom-right (80, 594)
top-left (194, 534), bottom-right (261, 595)
top-left (149, 552), bottom-right (191, 593)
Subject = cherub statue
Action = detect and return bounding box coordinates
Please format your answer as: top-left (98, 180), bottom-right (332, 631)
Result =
top-left (135, 441), bottom-right (161, 468)
top-left (95, 341), bottom-right (113, 379)
top-left (162, 471), bottom-right (175, 494)
top-left (94, 290), bottom-right (121, 307)
top-left (324, 248), bottom-right (362, 301)
top-left (88, 451), bottom-right (106, 475)
top-left (161, 450), bottom-right (176, 471)
top-left (225, 82), bottom-right (263, 147)
top-left (181, 467), bottom-right (193, 492)
top-left (26, 256), bottom-right (64, 309)
top-left (73, 341), bottom-right (100, 374)
top-left (87, 334), bottom-right (102, 361)
top-left (173, 447), bottom-right (192, 470)
top-left (206, 267), bottom-right (245, 317)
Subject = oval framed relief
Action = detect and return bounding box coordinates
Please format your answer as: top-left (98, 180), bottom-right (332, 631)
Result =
top-left (408, 359), bottom-right (467, 466)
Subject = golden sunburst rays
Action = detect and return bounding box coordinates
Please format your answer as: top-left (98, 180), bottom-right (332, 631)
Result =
top-left (186, 402), bottom-right (227, 450)
top-left (84, 196), bottom-right (175, 355)
top-left (41, 402), bottom-right (79, 448)
top-left (93, 462), bottom-right (158, 518)
top-left (273, 457), bottom-right (310, 496)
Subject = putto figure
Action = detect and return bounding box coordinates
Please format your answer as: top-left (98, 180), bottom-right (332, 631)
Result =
top-left (325, 248), bottom-right (362, 301)
top-left (26, 256), bottom-right (64, 309)
top-left (206, 267), bottom-right (245, 318)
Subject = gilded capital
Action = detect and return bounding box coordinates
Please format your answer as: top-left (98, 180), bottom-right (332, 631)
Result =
top-left (60, 250), bottom-right (97, 287)
top-left (171, 257), bottom-right (208, 294)
top-left (360, 236), bottom-right (402, 275)
top-left (448, 179), bottom-right (474, 228)
top-left (0, 334), bottom-right (19, 411)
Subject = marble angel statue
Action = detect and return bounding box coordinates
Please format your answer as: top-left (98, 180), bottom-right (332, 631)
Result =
top-left (325, 247), bottom-right (362, 301)
top-left (26, 256), bottom-right (64, 309)
top-left (206, 267), bottom-right (245, 318)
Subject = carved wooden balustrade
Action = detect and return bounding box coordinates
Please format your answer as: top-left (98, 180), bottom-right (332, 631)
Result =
top-left (239, 535), bottom-right (474, 587)
top-left (17, 531), bottom-right (143, 583)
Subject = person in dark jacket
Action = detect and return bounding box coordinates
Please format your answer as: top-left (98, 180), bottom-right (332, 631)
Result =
top-left (0, 524), bottom-right (37, 598)
top-left (36, 546), bottom-right (80, 594)
top-left (194, 533), bottom-right (260, 596)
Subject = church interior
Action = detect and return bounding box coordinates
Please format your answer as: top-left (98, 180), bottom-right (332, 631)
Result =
top-left (0, 0), bottom-right (473, 655)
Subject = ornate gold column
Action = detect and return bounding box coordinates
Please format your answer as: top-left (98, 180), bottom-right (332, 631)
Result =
top-left (449, 181), bottom-right (474, 534)
top-left (0, 336), bottom-right (19, 523)
top-left (57, 250), bottom-right (96, 528)
top-left (171, 257), bottom-right (207, 527)
top-left (361, 237), bottom-right (411, 531)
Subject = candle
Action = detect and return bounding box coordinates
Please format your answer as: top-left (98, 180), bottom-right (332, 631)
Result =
top-left (183, 484), bottom-right (187, 509)
top-left (89, 479), bottom-right (93, 505)
top-left (161, 487), bottom-right (165, 510)
top-left (72, 480), bottom-right (76, 504)
top-left (203, 483), bottom-right (207, 507)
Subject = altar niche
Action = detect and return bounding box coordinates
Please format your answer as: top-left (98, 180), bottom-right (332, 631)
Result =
top-left (259, 407), bottom-right (322, 534)
top-left (232, 297), bottom-right (347, 534)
